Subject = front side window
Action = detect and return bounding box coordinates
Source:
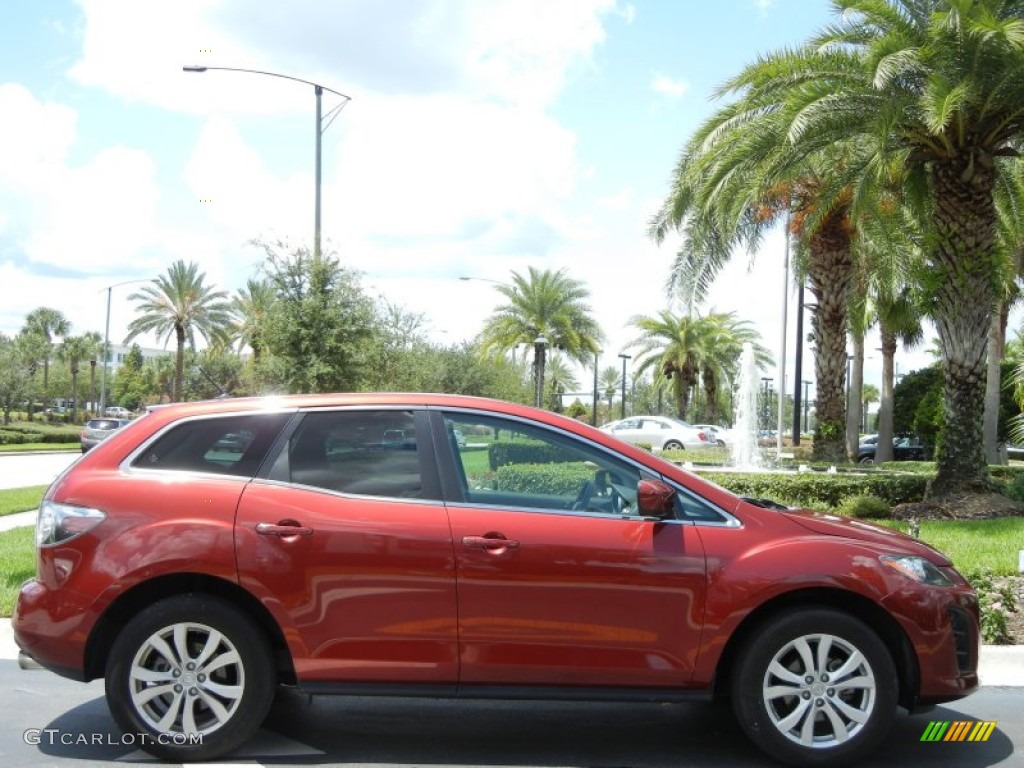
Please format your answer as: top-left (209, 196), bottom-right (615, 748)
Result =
top-left (279, 410), bottom-right (424, 499)
top-left (132, 413), bottom-right (292, 477)
top-left (442, 412), bottom-right (645, 516)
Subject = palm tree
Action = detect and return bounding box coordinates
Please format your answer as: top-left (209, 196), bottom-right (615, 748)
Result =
top-left (58, 334), bottom-right (97, 422)
top-left (231, 278), bottom-right (276, 365)
top-left (22, 307), bottom-right (71, 403)
top-left (545, 354), bottom-right (580, 413)
top-left (770, 0), bottom-right (1024, 492)
top-left (479, 267), bottom-right (603, 409)
top-left (599, 366), bottom-right (620, 415)
top-left (125, 261), bottom-right (233, 402)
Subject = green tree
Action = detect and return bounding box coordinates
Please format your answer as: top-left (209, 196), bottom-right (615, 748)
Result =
top-left (125, 261), bottom-right (232, 402)
top-left (22, 307), bottom-right (71, 406)
top-left (479, 267), bottom-right (603, 409)
top-left (231, 278), bottom-right (276, 367)
top-left (111, 345), bottom-right (148, 411)
top-left (545, 353), bottom-right (580, 412)
top-left (259, 243), bottom-right (378, 394)
top-left (58, 334), bottom-right (96, 422)
top-left (771, 0), bottom-right (1024, 491)
top-left (0, 333), bottom-right (31, 424)
top-left (599, 366), bottom-right (621, 414)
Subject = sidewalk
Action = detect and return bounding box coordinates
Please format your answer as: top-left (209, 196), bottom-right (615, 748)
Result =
top-left (3, 512), bottom-right (1023, 685)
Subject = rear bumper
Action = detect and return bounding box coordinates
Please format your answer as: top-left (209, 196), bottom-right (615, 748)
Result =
top-left (13, 578), bottom-right (91, 681)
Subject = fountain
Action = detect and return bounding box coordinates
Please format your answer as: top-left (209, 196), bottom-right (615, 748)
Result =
top-left (731, 342), bottom-right (762, 469)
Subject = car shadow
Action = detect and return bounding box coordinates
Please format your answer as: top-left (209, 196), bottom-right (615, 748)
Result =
top-left (31, 693), bottom-right (1014, 767)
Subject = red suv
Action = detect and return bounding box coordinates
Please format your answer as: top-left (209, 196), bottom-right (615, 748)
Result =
top-left (14, 394), bottom-right (978, 765)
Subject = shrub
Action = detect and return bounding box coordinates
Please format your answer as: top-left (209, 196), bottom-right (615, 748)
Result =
top-left (964, 568), bottom-right (1017, 645)
top-left (837, 495), bottom-right (891, 520)
top-left (495, 462), bottom-right (592, 496)
top-left (488, 440), bottom-right (575, 471)
top-left (699, 470), bottom-right (928, 508)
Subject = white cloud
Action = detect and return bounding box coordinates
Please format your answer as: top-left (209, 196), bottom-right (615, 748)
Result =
top-left (649, 73), bottom-right (689, 100)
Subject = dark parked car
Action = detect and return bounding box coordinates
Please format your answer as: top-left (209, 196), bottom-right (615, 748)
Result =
top-left (857, 434), bottom-right (927, 464)
top-left (16, 394), bottom-right (978, 766)
top-left (79, 417), bottom-right (132, 453)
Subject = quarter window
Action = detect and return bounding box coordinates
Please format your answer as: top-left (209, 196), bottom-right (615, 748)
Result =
top-left (132, 413), bottom-right (292, 477)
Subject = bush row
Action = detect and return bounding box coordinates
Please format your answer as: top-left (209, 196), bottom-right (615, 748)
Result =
top-left (488, 440), bottom-right (576, 471)
top-left (495, 462), bottom-right (593, 496)
top-left (0, 427), bottom-right (79, 445)
top-left (698, 470), bottom-right (929, 508)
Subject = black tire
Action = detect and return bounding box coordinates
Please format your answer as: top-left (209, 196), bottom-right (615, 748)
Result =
top-left (730, 609), bottom-right (897, 767)
top-left (105, 594), bottom-right (276, 762)
top-left (663, 440), bottom-right (684, 450)
top-left (858, 455), bottom-right (874, 465)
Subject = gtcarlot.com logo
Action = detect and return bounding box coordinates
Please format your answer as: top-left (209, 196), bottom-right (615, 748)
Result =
top-left (920, 720), bottom-right (998, 742)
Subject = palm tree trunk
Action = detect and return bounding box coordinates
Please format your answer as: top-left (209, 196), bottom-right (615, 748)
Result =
top-left (846, 334), bottom-right (864, 461)
top-left (89, 361), bottom-right (96, 415)
top-left (982, 304), bottom-right (1006, 464)
top-left (929, 158), bottom-right (997, 495)
top-left (174, 324), bottom-right (186, 403)
top-left (875, 327), bottom-right (897, 463)
top-left (807, 212), bottom-right (854, 463)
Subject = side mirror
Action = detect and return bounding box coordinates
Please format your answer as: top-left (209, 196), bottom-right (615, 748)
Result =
top-left (637, 478), bottom-right (676, 520)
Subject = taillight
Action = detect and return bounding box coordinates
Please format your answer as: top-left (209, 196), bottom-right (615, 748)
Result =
top-left (35, 501), bottom-right (106, 547)
top-left (698, 431), bottom-right (708, 442)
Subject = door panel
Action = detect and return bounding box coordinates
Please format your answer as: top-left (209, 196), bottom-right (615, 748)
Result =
top-left (448, 507), bottom-right (706, 688)
top-left (235, 409), bottom-right (457, 683)
top-left (435, 409), bottom-right (706, 689)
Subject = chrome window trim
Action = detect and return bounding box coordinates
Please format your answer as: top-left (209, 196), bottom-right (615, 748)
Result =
top-left (247, 475), bottom-right (449, 507)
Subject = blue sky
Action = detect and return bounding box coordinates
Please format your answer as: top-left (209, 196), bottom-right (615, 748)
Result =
top-left (1, 1), bottom-right (924, 396)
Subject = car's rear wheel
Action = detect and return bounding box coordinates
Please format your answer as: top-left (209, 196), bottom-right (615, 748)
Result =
top-left (663, 440), bottom-right (684, 450)
top-left (105, 595), bottom-right (275, 762)
top-left (731, 609), bottom-right (897, 766)
top-left (858, 456), bottom-right (874, 464)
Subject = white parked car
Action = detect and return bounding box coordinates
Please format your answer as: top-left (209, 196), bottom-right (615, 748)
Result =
top-left (692, 424), bottom-right (733, 446)
top-left (600, 415), bottom-right (710, 451)
top-left (104, 406), bottom-right (133, 418)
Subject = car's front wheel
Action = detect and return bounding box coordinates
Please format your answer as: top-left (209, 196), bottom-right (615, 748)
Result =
top-left (731, 609), bottom-right (897, 766)
top-left (105, 594), bottom-right (275, 762)
top-left (663, 440), bottom-right (684, 450)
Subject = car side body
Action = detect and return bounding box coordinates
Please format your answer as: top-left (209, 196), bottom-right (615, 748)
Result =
top-left (14, 393), bottom-right (978, 765)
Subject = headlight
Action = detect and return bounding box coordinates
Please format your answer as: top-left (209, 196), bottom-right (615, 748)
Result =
top-left (880, 554), bottom-right (953, 586)
top-left (36, 501), bottom-right (106, 547)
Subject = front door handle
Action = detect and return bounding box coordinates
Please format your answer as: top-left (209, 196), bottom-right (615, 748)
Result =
top-left (256, 522), bottom-right (313, 537)
top-left (462, 534), bottom-right (519, 550)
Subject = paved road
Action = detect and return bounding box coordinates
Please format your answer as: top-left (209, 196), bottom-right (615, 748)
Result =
top-left (0, 452), bottom-right (77, 490)
top-left (1, 659), bottom-right (1021, 767)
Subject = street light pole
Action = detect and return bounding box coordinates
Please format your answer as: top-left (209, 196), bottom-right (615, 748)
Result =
top-left (183, 65), bottom-right (350, 258)
top-left (618, 353), bottom-right (631, 419)
top-left (98, 279), bottom-right (149, 415)
top-left (592, 351), bottom-right (600, 426)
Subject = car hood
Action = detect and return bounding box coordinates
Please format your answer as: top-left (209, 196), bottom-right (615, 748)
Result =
top-left (782, 508), bottom-right (951, 565)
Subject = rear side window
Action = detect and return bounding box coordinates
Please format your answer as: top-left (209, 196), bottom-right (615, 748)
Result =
top-left (88, 419), bottom-right (122, 430)
top-left (273, 410), bottom-right (424, 498)
top-left (132, 413), bottom-right (292, 477)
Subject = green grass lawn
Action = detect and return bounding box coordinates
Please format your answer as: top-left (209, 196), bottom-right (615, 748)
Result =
top-left (880, 517), bottom-right (1024, 576)
top-left (0, 442), bottom-right (78, 453)
top-left (0, 486), bottom-right (46, 517)
top-left (0, 527), bottom-right (34, 617)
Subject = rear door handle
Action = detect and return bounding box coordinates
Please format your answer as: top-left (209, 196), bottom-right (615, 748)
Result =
top-left (256, 522), bottom-right (313, 537)
top-left (462, 535), bottom-right (519, 550)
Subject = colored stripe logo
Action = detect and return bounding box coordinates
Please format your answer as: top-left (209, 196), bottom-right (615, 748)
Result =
top-left (920, 721), bottom-right (997, 742)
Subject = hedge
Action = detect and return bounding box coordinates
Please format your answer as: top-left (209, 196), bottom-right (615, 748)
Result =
top-left (488, 440), bottom-right (576, 471)
top-left (495, 462), bottom-right (593, 496)
top-left (699, 470), bottom-right (929, 508)
top-left (0, 427), bottom-right (80, 446)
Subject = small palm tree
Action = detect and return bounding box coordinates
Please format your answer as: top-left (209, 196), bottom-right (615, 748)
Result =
top-left (58, 334), bottom-right (96, 422)
top-left (479, 267), bottom-right (603, 408)
top-left (22, 307), bottom-right (71, 402)
top-left (125, 261), bottom-right (233, 402)
top-left (232, 279), bottom-right (276, 365)
top-left (599, 366), bottom-right (620, 415)
top-left (545, 354), bottom-right (580, 412)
